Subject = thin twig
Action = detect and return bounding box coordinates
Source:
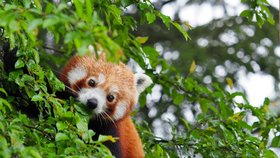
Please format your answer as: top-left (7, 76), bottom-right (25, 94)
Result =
top-left (23, 124), bottom-right (55, 140)
top-left (42, 45), bottom-right (67, 54)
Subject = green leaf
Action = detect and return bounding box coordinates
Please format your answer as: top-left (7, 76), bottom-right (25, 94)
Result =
top-left (24, 148), bottom-right (42, 158)
top-left (109, 5), bottom-right (123, 25)
top-left (76, 117), bottom-right (88, 131)
top-left (15, 59), bottom-right (25, 69)
top-left (219, 101), bottom-right (233, 118)
top-left (199, 98), bottom-right (210, 113)
top-left (226, 77), bottom-right (233, 89)
top-left (43, 15), bottom-right (60, 28)
top-left (0, 136), bottom-right (10, 158)
top-left (260, 5), bottom-right (275, 25)
top-left (73, 0), bottom-right (84, 20)
top-left (33, 0), bottom-right (42, 11)
top-left (61, 112), bottom-right (75, 120)
top-left (56, 121), bottom-right (68, 131)
top-left (263, 149), bottom-right (277, 158)
top-left (0, 98), bottom-right (12, 112)
top-left (0, 88), bottom-right (7, 96)
top-left (173, 93), bottom-right (184, 105)
top-left (98, 135), bottom-right (116, 143)
top-left (33, 50), bottom-right (40, 64)
top-left (240, 10), bottom-right (252, 17)
top-left (21, 74), bottom-right (34, 82)
top-left (155, 144), bottom-right (165, 157)
top-left (64, 147), bottom-right (76, 155)
top-left (238, 121), bottom-right (253, 131)
top-left (22, 0), bottom-right (31, 8)
top-left (158, 13), bottom-right (171, 28)
top-left (190, 130), bottom-right (200, 139)
top-left (271, 136), bottom-right (280, 147)
top-left (120, 0), bottom-right (133, 7)
top-left (81, 129), bottom-right (95, 142)
top-left (45, 3), bottom-right (54, 14)
top-left (8, 70), bottom-right (23, 81)
top-left (181, 118), bottom-right (190, 131)
top-left (31, 93), bottom-right (44, 102)
top-left (172, 22), bottom-right (190, 41)
top-left (55, 133), bottom-right (69, 141)
top-left (74, 103), bottom-right (90, 116)
top-left (85, 0), bottom-right (92, 23)
top-left (267, 16), bottom-right (275, 25)
top-left (189, 60), bottom-right (196, 74)
top-left (28, 19), bottom-right (43, 32)
top-left (256, 14), bottom-right (264, 28)
top-left (56, 3), bottom-right (68, 13)
top-left (136, 36), bottom-right (149, 44)
top-left (143, 46), bottom-right (159, 68)
top-left (138, 93), bottom-right (147, 107)
top-left (64, 31), bottom-right (80, 44)
top-left (145, 12), bottom-right (156, 24)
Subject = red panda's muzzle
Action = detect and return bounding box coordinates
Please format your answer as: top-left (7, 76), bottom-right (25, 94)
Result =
top-left (87, 98), bottom-right (98, 110)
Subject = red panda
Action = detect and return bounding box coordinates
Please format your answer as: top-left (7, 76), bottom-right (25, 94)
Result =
top-left (59, 54), bottom-right (152, 158)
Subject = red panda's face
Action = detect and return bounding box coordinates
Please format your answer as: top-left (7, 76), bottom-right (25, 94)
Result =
top-left (60, 55), bottom-right (152, 121)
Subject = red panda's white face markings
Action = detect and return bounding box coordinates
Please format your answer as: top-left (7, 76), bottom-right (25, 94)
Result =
top-left (77, 73), bottom-right (109, 115)
top-left (113, 101), bottom-right (128, 120)
top-left (78, 87), bottom-right (107, 114)
top-left (60, 55), bottom-right (153, 121)
top-left (67, 65), bottom-right (87, 85)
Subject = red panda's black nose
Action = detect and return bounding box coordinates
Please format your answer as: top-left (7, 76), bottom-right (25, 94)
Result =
top-left (87, 98), bottom-right (98, 109)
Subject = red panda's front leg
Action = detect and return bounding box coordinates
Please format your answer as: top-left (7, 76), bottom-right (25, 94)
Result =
top-left (118, 116), bottom-right (145, 158)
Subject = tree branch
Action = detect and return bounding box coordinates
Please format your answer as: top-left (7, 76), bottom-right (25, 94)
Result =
top-left (23, 124), bottom-right (55, 141)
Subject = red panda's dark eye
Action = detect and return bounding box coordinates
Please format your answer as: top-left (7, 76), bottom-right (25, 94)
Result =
top-left (107, 95), bottom-right (115, 102)
top-left (88, 79), bottom-right (96, 87)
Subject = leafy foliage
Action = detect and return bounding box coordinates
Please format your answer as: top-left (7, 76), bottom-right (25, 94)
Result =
top-left (0, 0), bottom-right (279, 157)
top-left (135, 7), bottom-right (278, 88)
top-left (241, 0), bottom-right (275, 27)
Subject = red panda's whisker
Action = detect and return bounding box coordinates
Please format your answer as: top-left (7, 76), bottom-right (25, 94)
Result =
top-left (52, 69), bottom-right (68, 79)
top-left (104, 114), bottom-right (110, 126)
top-left (100, 113), bottom-right (108, 126)
top-left (97, 114), bottom-right (103, 127)
top-left (102, 112), bottom-right (112, 127)
top-left (65, 81), bottom-right (81, 92)
top-left (100, 112), bottom-right (105, 121)
top-left (100, 112), bottom-right (108, 125)
top-left (64, 85), bottom-right (79, 95)
top-left (102, 112), bottom-right (111, 125)
top-left (103, 112), bottom-right (116, 127)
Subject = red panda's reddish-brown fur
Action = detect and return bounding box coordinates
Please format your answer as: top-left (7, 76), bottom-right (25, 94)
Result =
top-left (60, 54), bottom-right (150, 158)
top-left (118, 116), bottom-right (145, 157)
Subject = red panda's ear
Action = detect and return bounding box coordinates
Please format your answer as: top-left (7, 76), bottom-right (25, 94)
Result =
top-left (134, 73), bottom-right (153, 93)
top-left (98, 53), bottom-right (106, 62)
